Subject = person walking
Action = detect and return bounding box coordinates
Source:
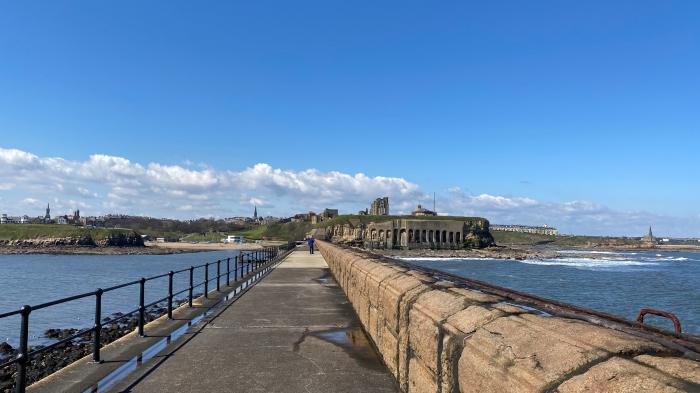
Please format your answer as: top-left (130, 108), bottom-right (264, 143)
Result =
top-left (307, 237), bottom-right (315, 254)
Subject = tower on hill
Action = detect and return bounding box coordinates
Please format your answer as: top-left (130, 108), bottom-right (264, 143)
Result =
top-left (641, 226), bottom-right (656, 246)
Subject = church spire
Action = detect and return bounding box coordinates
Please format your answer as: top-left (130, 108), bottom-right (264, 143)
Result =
top-left (253, 205), bottom-right (258, 220)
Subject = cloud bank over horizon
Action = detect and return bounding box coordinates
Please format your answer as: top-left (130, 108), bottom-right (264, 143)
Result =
top-left (0, 146), bottom-right (697, 237)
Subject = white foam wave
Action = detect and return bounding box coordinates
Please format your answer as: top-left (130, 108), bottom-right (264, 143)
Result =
top-left (519, 257), bottom-right (658, 269)
top-left (399, 257), bottom-right (499, 262)
top-left (558, 250), bottom-right (618, 255)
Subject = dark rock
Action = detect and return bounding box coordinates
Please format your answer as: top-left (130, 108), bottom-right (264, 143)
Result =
top-left (0, 342), bottom-right (13, 355)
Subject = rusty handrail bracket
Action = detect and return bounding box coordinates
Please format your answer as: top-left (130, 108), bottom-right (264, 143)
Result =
top-left (637, 308), bottom-right (682, 335)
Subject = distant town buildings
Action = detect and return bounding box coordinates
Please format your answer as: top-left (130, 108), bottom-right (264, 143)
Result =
top-left (0, 204), bottom-right (109, 227)
top-left (370, 197), bottom-right (390, 216)
top-left (289, 208), bottom-right (339, 224)
top-left (490, 224), bottom-right (558, 236)
top-left (411, 204), bottom-right (437, 217)
top-left (320, 208), bottom-right (339, 221)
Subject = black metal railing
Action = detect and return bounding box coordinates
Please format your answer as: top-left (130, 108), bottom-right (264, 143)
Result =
top-left (0, 242), bottom-right (296, 393)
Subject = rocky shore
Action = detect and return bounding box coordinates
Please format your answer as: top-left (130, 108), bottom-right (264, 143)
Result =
top-left (0, 233), bottom-right (172, 255)
top-left (0, 297), bottom-right (198, 392)
top-left (373, 245), bottom-right (561, 260)
top-left (0, 245), bottom-right (199, 255)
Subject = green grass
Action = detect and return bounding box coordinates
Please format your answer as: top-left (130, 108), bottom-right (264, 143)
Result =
top-left (492, 231), bottom-right (641, 246)
top-left (0, 224), bottom-right (136, 241)
top-left (227, 226), bottom-right (268, 239)
top-left (316, 214), bottom-right (488, 228)
top-left (261, 221), bottom-right (313, 241)
top-left (225, 222), bottom-right (313, 242)
top-left (180, 231), bottom-right (229, 242)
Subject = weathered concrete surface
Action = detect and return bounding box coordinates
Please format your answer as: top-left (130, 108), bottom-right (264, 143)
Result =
top-left (28, 270), bottom-right (261, 393)
top-left (107, 250), bottom-right (398, 392)
top-left (317, 240), bottom-right (700, 393)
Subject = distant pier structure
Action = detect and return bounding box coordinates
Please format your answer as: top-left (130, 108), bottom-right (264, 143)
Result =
top-left (491, 224), bottom-right (558, 236)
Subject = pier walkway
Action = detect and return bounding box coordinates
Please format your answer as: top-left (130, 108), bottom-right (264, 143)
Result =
top-left (109, 250), bottom-right (398, 392)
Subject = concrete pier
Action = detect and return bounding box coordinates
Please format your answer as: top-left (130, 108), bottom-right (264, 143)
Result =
top-left (107, 250), bottom-right (398, 392)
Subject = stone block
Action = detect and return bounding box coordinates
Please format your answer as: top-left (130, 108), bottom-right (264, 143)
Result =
top-left (397, 284), bottom-right (432, 391)
top-left (368, 305), bottom-right (380, 342)
top-left (408, 357), bottom-right (438, 393)
top-left (448, 288), bottom-right (503, 304)
top-left (445, 305), bottom-right (506, 334)
top-left (408, 290), bottom-right (469, 374)
top-left (492, 302), bottom-right (531, 314)
top-left (378, 323), bottom-right (399, 378)
top-left (557, 355), bottom-right (700, 393)
top-left (635, 354), bottom-right (700, 384)
top-left (457, 314), bottom-right (667, 393)
top-left (378, 274), bottom-right (427, 333)
top-left (365, 264), bottom-right (401, 308)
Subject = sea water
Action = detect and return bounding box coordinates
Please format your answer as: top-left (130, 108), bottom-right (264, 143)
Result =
top-left (402, 250), bottom-right (700, 335)
top-left (0, 251), bottom-right (243, 347)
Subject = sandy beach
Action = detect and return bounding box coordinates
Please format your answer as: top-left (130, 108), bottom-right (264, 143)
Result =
top-left (145, 240), bottom-right (286, 251)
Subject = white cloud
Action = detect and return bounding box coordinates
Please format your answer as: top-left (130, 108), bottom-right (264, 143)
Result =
top-left (1, 146), bottom-right (697, 236)
top-left (0, 146), bottom-right (422, 219)
top-left (249, 197), bottom-right (267, 206)
top-left (442, 188), bottom-right (698, 237)
top-left (21, 198), bottom-right (41, 207)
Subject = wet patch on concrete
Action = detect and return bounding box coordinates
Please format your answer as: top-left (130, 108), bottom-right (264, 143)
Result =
top-left (313, 270), bottom-right (337, 286)
top-left (296, 326), bottom-right (386, 372)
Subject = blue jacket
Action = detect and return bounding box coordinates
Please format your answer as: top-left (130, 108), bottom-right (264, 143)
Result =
top-left (307, 238), bottom-right (315, 247)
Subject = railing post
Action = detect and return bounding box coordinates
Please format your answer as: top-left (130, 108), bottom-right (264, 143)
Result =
top-left (226, 258), bottom-right (230, 286)
top-left (15, 305), bottom-right (31, 393)
top-left (138, 278), bottom-right (146, 337)
top-left (92, 289), bottom-right (103, 363)
top-left (234, 255), bottom-right (238, 281)
top-left (188, 266), bottom-right (194, 307)
top-left (167, 271), bottom-right (174, 319)
top-left (216, 260), bottom-right (221, 291)
top-left (204, 263), bottom-right (209, 298)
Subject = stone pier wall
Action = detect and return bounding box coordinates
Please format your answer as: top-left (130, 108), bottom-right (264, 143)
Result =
top-left (316, 241), bottom-right (700, 393)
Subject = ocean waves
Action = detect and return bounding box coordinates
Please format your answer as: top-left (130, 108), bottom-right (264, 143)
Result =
top-left (518, 257), bottom-right (658, 269)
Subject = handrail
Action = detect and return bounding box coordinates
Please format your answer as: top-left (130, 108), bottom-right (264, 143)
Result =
top-left (0, 242), bottom-right (296, 393)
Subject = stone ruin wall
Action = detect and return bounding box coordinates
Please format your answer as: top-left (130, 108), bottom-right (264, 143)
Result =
top-left (316, 240), bottom-right (700, 393)
top-left (324, 218), bottom-right (495, 249)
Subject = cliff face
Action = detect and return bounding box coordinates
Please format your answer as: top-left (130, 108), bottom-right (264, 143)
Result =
top-left (94, 232), bottom-right (145, 247)
top-left (0, 236), bottom-right (95, 247)
top-left (463, 220), bottom-right (495, 248)
top-left (0, 232), bottom-right (144, 248)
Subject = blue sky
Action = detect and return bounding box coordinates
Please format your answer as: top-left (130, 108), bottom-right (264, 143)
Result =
top-left (1, 1), bottom-right (699, 236)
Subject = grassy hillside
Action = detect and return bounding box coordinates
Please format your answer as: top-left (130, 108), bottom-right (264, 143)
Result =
top-left (101, 216), bottom-right (247, 239)
top-left (225, 221), bottom-right (313, 242)
top-left (0, 224), bottom-right (137, 241)
top-left (492, 231), bottom-right (641, 247)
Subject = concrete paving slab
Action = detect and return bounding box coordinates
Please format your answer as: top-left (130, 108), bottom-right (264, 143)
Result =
top-left (108, 251), bottom-right (397, 393)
